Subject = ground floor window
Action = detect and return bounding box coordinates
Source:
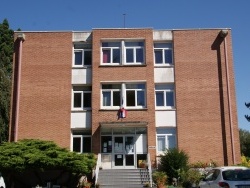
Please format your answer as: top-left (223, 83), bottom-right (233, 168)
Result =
top-left (156, 127), bottom-right (176, 153)
top-left (72, 130), bottom-right (91, 153)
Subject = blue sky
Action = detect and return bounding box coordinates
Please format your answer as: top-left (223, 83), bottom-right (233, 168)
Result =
top-left (1, 0), bottom-right (250, 131)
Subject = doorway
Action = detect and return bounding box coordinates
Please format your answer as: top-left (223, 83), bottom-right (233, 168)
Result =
top-left (113, 136), bottom-right (135, 168)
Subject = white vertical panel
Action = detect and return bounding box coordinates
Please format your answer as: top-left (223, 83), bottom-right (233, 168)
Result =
top-left (155, 111), bottom-right (176, 127)
top-left (136, 134), bottom-right (147, 153)
top-left (154, 67), bottom-right (174, 83)
top-left (71, 111), bottom-right (92, 128)
top-left (72, 68), bottom-right (92, 84)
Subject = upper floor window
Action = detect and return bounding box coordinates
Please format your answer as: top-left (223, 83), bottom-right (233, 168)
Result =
top-left (125, 42), bottom-right (144, 64)
top-left (154, 43), bottom-right (173, 66)
top-left (126, 83), bottom-right (145, 107)
top-left (155, 84), bottom-right (175, 109)
top-left (101, 41), bottom-right (145, 65)
top-left (102, 42), bottom-right (121, 64)
top-left (102, 84), bottom-right (121, 107)
top-left (73, 43), bottom-right (92, 67)
top-left (101, 83), bottom-right (146, 109)
top-left (72, 86), bottom-right (92, 110)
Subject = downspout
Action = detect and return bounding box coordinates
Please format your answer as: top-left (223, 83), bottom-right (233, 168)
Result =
top-left (220, 29), bottom-right (236, 164)
top-left (15, 33), bottom-right (25, 142)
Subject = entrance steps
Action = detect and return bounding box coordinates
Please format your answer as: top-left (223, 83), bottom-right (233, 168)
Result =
top-left (97, 169), bottom-right (151, 188)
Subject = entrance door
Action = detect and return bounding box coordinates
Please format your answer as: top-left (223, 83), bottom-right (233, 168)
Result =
top-left (113, 136), bottom-right (135, 168)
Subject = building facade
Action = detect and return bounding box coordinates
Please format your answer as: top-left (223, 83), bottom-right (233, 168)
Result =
top-left (10, 28), bottom-right (241, 169)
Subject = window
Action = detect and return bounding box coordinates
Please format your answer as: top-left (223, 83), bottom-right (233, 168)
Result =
top-left (73, 43), bottom-right (92, 67)
top-left (73, 135), bottom-right (91, 153)
top-left (126, 84), bottom-right (145, 107)
top-left (102, 42), bottom-right (121, 64)
top-left (72, 86), bottom-right (91, 110)
top-left (154, 43), bottom-right (173, 65)
top-left (155, 84), bottom-right (175, 108)
top-left (125, 42), bottom-right (144, 64)
top-left (156, 128), bottom-right (176, 153)
top-left (101, 83), bottom-right (146, 109)
top-left (102, 84), bottom-right (121, 107)
top-left (101, 41), bottom-right (144, 65)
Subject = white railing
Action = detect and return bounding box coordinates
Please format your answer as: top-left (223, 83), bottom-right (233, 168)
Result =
top-left (147, 153), bottom-right (153, 187)
top-left (94, 153), bottom-right (101, 185)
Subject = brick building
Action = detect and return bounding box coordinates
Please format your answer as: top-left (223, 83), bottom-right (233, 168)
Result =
top-left (10, 28), bottom-right (241, 169)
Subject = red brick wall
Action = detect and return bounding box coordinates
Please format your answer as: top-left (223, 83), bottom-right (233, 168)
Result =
top-left (11, 32), bottom-right (72, 149)
top-left (91, 29), bottom-right (157, 162)
top-left (174, 29), bottom-right (240, 165)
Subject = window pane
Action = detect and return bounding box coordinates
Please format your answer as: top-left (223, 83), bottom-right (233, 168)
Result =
top-left (82, 137), bottom-right (91, 153)
top-left (101, 136), bottom-right (112, 153)
top-left (165, 49), bottom-right (173, 64)
top-left (113, 49), bottom-right (120, 63)
top-left (84, 51), bottom-right (92, 65)
top-left (83, 93), bottom-right (91, 108)
top-left (73, 137), bottom-right (81, 152)
top-left (157, 136), bottom-right (165, 152)
top-left (74, 51), bottom-right (82, 65)
top-left (113, 91), bottom-right (120, 106)
top-left (156, 92), bottom-right (164, 106)
top-left (126, 90), bottom-right (135, 106)
top-left (166, 92), bottom-right (174, 106)
top-left (102, 42), bottom-right (120, 47)
top-left (136, 48), bottom-right (143, 62)
top-left (168, 135), bottom-right (176, 149)
top-left (103, 49), bottom-right (110, 63)
top-left (137, 90), bottom-right (145, 106)
top-left (74, 93), bottom-right (82, 108)
top-left (102, 84), bottom-right (121, 89)
top-left (126, 49), bottom-right (134, 63)
top-left (126, 84), bottom-right (145, 89)
top-left (125, 42), bottom-right (144, 47)
top-left (155, 50), bottom-right (163, 64)
top-left (103, 91), bottom-right (111, 106)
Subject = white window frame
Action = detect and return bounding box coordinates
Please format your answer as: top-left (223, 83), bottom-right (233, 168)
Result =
top-left (101, 42), bottom-right (121, 65)
top-left (101, 83), bottom-right (146, 109)
top-left (124, 42), bottom-right (144, 64)
top-left (155, 84), bottom-right (175, 109)
top-left (154, 42), bottom-right (173, 66)
top-left (101, 41), bottom-right (145, 65)
top-left (156, 134), bottom-right (176, 154)
top-left (73, 49), bottom-right (92, 67)
top-left (125, 83), bottom-right (146, 108)
top-left (101, 86), bottom-right (121, 108)
top-left (72, 135), bottom-right (92, 153)
top-left (72, 89), bottom-right (91, 110)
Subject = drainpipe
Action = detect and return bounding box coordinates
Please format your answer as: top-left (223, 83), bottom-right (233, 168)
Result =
top-left (15, 33), bottom-right (25, 142)
top-left (220, 29), bottom-right (236, 164)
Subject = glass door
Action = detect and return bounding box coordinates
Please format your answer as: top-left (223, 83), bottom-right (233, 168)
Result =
top-left (114, 136), bottom-right (123, 166)
top-left (113, 136), bottom-right (135, 168)
top-left (125, 136), bottom-right (134, 166)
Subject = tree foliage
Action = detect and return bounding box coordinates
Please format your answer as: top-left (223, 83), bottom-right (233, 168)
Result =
top-left (0, 139), bottom-right (96, 187)
top-left (0, 139), bottom-right (96, 173)
top-left (159, 148), bottom-right (189, 183)
top-left (239, 128), bottom-right (250, 158)
top-left (0, 18), bottom-right (14, 142)
top-left (245, 102), bottom-right (250, 122)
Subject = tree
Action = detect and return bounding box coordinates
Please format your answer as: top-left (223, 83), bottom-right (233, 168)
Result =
top-left (0, 18), bottom-right (14, 143)
top-left (159, 148), bottom-right (189, 183)
top-left (0, 139), bottom-right (96, 187)
top-left (239, 128), bottom-right (250, 158)
top-left (245, 102), bottom-right (250, 122)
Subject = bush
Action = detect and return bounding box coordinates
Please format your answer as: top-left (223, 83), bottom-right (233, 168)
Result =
top-left (159, 148), bottom-right (189, 183)
top-left (152, 171), bottom-right (167, 188)
top-left (181, 169), bottom-right (202, 188)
